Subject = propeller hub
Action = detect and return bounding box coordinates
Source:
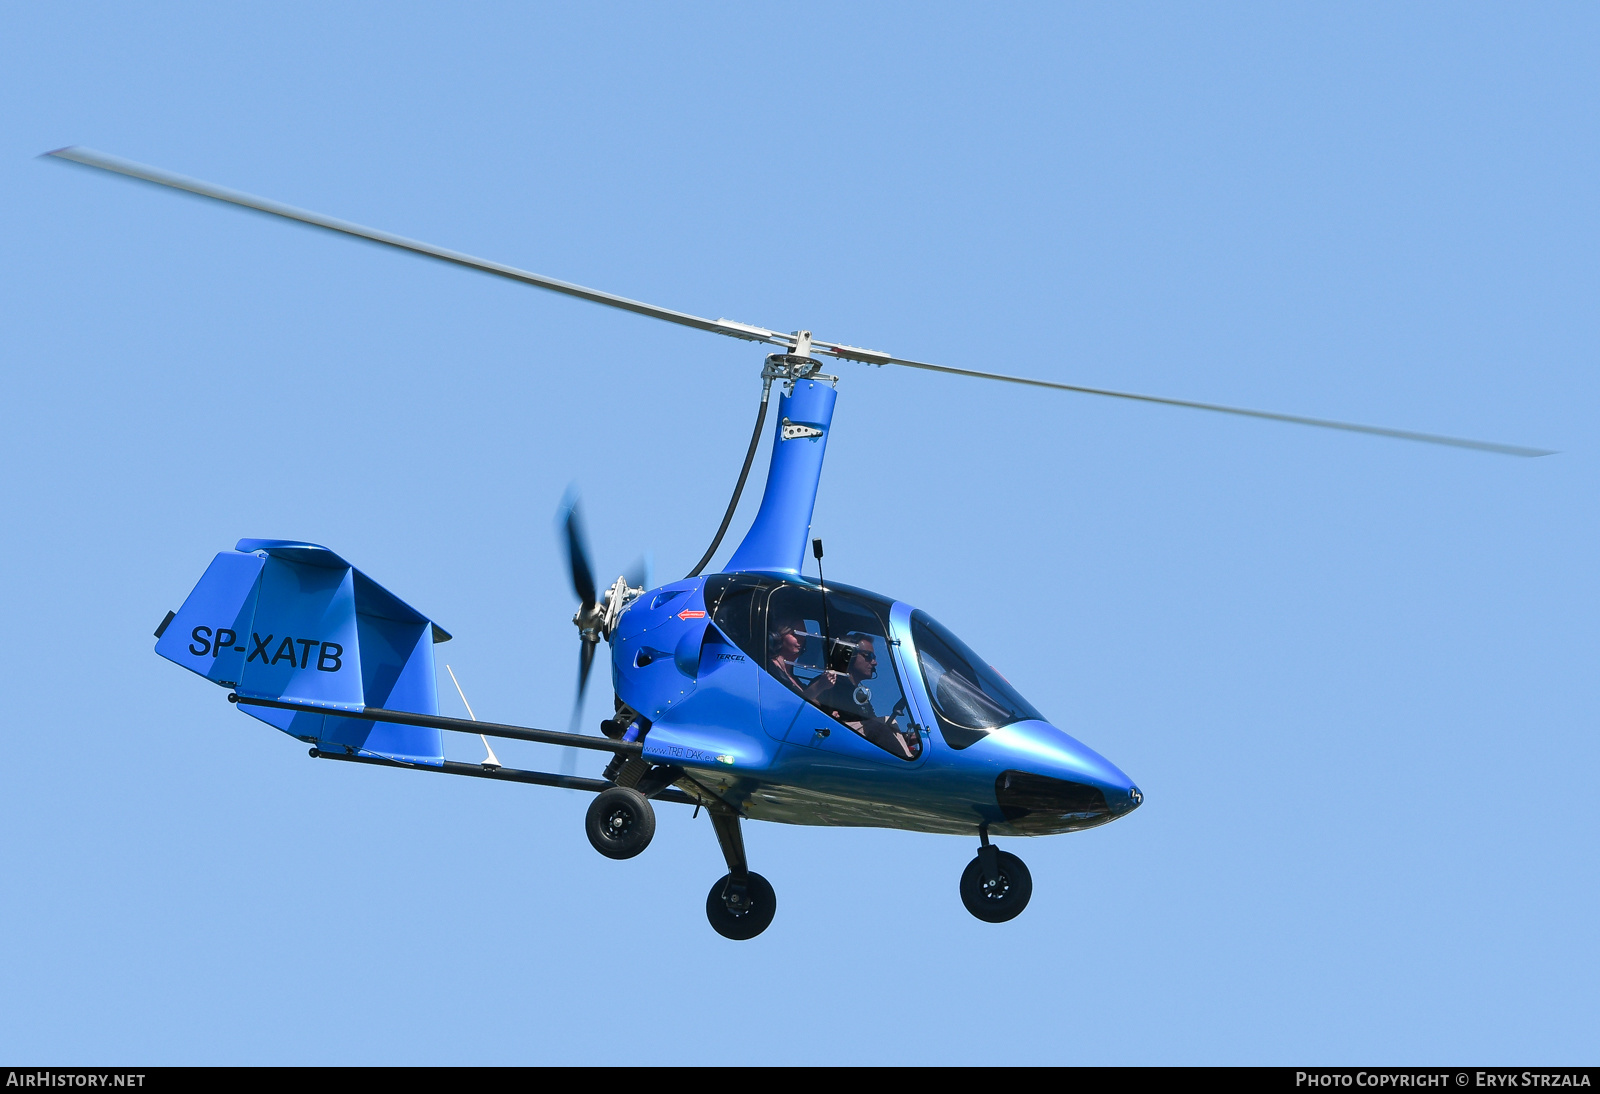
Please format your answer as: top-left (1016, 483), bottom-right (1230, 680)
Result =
top-left (573, 577), bottom-right (641, 644)
top-left (573, 603), bottom-right (605, 644)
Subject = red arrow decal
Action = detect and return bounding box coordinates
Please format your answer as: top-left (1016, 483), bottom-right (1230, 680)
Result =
top-left (678, 609), bottom-right (706, 620)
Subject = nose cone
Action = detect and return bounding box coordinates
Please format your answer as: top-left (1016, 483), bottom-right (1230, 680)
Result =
top-left (985, 721), bottom-right (1143, 834)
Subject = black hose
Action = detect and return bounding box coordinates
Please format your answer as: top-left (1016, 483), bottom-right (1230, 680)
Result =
top-left (685, 380), bottom-right (772, 578)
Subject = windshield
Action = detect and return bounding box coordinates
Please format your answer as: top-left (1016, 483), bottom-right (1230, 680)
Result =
top-left (910, 610), bottom-right (1045, 749)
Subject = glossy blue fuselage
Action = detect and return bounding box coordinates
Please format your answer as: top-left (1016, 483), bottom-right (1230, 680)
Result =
top-left (610, 574), bottom-right (1141, 836)
top-left (608, 374), bottom-right (1142, 838)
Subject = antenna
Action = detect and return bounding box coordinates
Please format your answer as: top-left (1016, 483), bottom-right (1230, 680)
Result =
top-left (446, 664), bottom-right (501, 769)
top-left (813, 537), bottom-right (833, 668)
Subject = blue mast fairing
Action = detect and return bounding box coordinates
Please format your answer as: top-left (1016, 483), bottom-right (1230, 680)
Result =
top-left (723, 379), bottom-right (837, 576)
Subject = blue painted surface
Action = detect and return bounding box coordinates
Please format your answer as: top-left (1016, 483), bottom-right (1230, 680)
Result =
top-left (320, 615), bottom-right (442, 765)
top-left (606, 565), bottom-right (1140, 837)
top-left (155, 549), bottom-right (265, 687)
top-left (155, 540), bottom-right (449, 766)
top-left (642, 632), bottom-right (780, 774)
top-left (722, 380), bottom-right (837, 576)
top-left (610, 577), bottom-right (708, 723)
top-left (236, 557), bottom-right (363, 710)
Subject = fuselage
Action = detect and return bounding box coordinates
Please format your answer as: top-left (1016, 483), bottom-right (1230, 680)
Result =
top-left (609, 571), bottom-right (1142, 837)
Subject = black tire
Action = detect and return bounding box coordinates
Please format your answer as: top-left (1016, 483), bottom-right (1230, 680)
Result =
top-left (585, 786), bottom-right (656, 860)
top-left (705, 872), bottom-right (777, 940)
top-left (959, 850), bottom-right (1033, 923)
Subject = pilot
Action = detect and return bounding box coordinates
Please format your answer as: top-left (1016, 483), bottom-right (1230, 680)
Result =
top-left (813, 634), bottom-right (919, 760)
top-left (812, 632), bottom-right (880, 718)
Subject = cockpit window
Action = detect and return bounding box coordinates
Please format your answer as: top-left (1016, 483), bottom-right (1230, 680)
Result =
top-left (766, 582), bottom-right (921, 761)
top-left (910, 610), bottom-right (1044, 749)
top-left (704, 573), bottom-right (779, 662)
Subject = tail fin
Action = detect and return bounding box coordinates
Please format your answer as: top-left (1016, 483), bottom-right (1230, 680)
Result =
top-left (156, 539), bottom-right (451, 765)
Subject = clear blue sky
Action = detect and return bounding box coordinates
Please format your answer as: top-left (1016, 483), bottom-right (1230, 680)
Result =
top-left (1, 2), bottom-right (1594, 1065)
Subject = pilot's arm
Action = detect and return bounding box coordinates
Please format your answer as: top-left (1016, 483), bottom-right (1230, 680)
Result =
top-left (802, 670), bottom-right (839, 702)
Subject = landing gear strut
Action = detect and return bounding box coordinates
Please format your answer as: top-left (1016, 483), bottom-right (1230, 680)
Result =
top-left (704, 807), bottom-right (776, 940)
top-left (959, 825), bottom-right (1032, 923)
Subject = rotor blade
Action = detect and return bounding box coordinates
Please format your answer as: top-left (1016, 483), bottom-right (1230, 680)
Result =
top-left (557, 491), bottom-right (597, 608)
top-left (46, 147), bottom-right (1548, 457)
top-left (42, 146), bottom-right (792, 351)
top-left (826, 348), bottom-right (1553, 458)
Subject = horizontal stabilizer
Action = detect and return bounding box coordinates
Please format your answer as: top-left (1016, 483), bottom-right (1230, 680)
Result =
top-left (156, 539), bottom-right (450, 765)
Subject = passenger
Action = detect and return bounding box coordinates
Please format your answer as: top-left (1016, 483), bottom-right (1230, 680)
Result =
top-left (768, 618), bottom-right (807, 692)
top-left (769, 618), bottom-right (851, 706)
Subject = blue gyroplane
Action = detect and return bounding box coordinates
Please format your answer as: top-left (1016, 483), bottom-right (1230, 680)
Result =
top-left (51, 147), bottom-right (1548, 939)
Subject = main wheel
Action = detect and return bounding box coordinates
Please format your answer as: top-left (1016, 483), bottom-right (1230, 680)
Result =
top-left (585, 786), bottom-right (656, 860)
top-left (705, 872), bottom-right (777, 940)
top-left (959, 850), bottom-right (1033, 923)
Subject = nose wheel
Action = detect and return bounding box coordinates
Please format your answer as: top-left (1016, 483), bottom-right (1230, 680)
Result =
top-left (959, 832), bottom-right (1032, 923)
top-left (706, 871), bottom-right (777, 940)
top-left (703, 806), bottom-right (777, 939)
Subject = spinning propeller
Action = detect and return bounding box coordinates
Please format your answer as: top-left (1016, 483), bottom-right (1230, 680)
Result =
top-left (558, 490), bottom-right (650, 744)
top-left (560, 493), bottom-right (601, 725)
top-left (41, 146), bottom-right (1551, 458)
